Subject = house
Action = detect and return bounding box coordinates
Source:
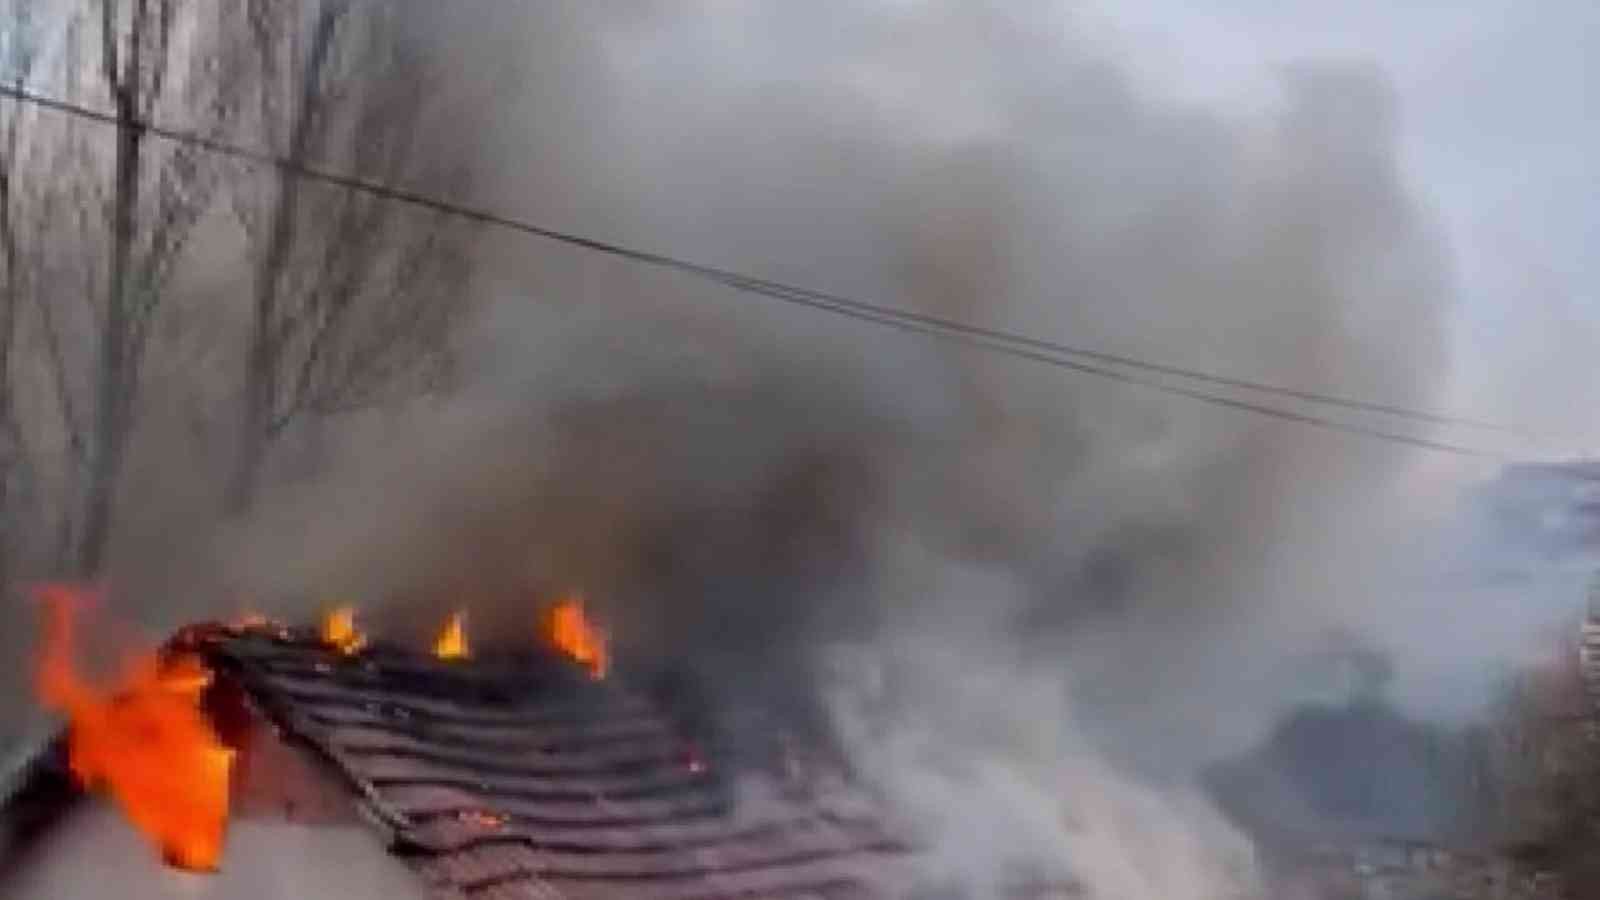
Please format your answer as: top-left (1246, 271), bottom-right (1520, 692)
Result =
top-left (0, 619), bottom-right (922, 900)
top-left (1469, 461), bottom-right (1600, 570)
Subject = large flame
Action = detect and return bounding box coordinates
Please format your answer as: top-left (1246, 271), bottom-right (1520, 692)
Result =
top-left (320, 605), bottom-right (366, 655)
top-left (543, 596), bottom-right (608, 679)
top-left (433, 611), bottom-right (469, 660)
top-left (33, 585), bottom-right (234, 872)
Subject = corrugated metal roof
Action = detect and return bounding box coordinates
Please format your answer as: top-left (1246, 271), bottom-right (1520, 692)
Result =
top-left (205, 631), bottom-right (913, 900)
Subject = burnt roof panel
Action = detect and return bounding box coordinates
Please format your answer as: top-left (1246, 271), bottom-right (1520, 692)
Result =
top-left (255, 672), bottom-right (647, 722)
top-left (347, 753), bottom-right (709, 797)
top-left (382, 784), bottom-right (729, 826)
top-left (471, 881), bottom-right (565, 900)
top-left (406, 817), bottom-right (834, 855)
top-left (534, 860), bottom-right (874, 900)
top-left (430, 822), bottom-right (893, 884)
top-left (208, 633), bottom-right (909, 900)
top-left (420, 843), bottom-right (548, 889)
top-left (328, 727), bottom-right (687, 774)
top-left (294, 704), bottom-right (675, 748)
top-left (308, 718), bottom-right (681, 762)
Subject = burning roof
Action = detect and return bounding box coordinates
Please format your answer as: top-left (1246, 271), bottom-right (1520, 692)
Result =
top-left (5, 603), bottom-right (923, 900)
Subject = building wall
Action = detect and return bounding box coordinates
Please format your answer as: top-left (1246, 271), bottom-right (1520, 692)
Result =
top-left (0, 686), bottom-right (431, 900)
top-left (0, 804), bottom-right (431, 900)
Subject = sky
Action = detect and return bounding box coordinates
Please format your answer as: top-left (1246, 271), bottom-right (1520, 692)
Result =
top-left (1089, 0), bottom-right (1600, 453)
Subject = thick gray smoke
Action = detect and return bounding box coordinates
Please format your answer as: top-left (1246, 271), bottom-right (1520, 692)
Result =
top-left (212, 2), bottom-right (1511, 897)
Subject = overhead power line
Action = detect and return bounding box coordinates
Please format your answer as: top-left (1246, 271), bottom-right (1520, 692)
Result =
top-left (0, 83), bottom-right (1521, 459)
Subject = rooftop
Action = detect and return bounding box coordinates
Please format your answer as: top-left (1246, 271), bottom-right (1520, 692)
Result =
top-left (2, 622), bottom-right (924, 900)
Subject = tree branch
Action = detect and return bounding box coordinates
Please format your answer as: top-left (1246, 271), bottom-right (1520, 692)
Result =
top-left (32, 286), bottom-right (88, 470)
top-left (99, 0), bottom-right (121, 95)
top-left (142, 0), bottom-right (176, 118)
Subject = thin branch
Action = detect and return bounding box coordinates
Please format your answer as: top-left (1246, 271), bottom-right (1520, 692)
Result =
top-left (142, 0), bottom-right (176, 118)
top-left (125, 0), bottom-right (148, 101)
top-left (100, 0), bottom-right (121, 94)
top-left (32, 287), bottom-right (88, 469)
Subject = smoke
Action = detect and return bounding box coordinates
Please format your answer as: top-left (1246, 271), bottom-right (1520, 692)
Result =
top-left (204, 1), bottom-right (1554, 896)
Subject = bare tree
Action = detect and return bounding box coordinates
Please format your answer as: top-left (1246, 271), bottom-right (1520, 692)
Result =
top-left (0, 0), bottom-right (45, 588)
top-left (225, 0), bottom-right (473, 511)
top-left (0, 0), bottom-right (469, 585)
top-left (0, 1), bottom-right (106, 578)
top-left (73, 0), bottom-right (245, 572)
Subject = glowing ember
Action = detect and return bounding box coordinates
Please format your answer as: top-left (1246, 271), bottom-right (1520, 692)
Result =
top-left (320, 605), bottom-right (366, 655)
top-left (433, 611), bottom-right (469, 660)
top-left (683, 742), bottom-right (707, 774)
top-left (33, 585), bottom-right (234, 872)
top-left (456, 810), bottom-right (507, 829)
top-left (233, 612), bottom-right (269, 630)
top-left (543, 596), bottom-right (608, 679)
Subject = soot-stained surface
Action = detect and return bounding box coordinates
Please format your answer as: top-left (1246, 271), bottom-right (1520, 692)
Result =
top-left (204, 627), bottom-right (915, 900)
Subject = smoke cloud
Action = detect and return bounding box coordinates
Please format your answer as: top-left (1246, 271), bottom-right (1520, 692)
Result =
top-left (179, 1), bottom-right (1574, 896)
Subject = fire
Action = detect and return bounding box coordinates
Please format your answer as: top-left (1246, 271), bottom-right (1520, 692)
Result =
top-left (33, 585), bottom-right (234, 872)
top-left (543, 596), bottom-right (608, 679)
top-left (456, 810), bottom-right (507, 830)
top-left (433, 611), bottom-right (469, 660)
top-left (320, 605), bottom-right (366, 655)
top-left (233, 612), bottom-right (269, 630)
top-left (230, 611), bottom-right (291, 641)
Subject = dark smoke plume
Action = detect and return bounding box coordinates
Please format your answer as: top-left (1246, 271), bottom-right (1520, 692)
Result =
top-left (200, 3), bottom-right (1546, 897)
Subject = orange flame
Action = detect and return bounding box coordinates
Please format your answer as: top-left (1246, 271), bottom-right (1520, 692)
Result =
top-left (320, 605), bottom-right (366, 655)
top-left (33, 585), bottom-right (234, 871)
top-left (433, 611), bottom-right (469, 660)
top-left (456, 810), bottom-right (507, 830)
top-left (543, 596), bottom-right (608, 679)
top-left (233, 612), bottom-right (269, 630)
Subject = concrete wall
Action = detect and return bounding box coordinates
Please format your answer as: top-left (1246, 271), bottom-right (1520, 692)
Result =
top-left (0, 684), bottom-right (431, 900)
